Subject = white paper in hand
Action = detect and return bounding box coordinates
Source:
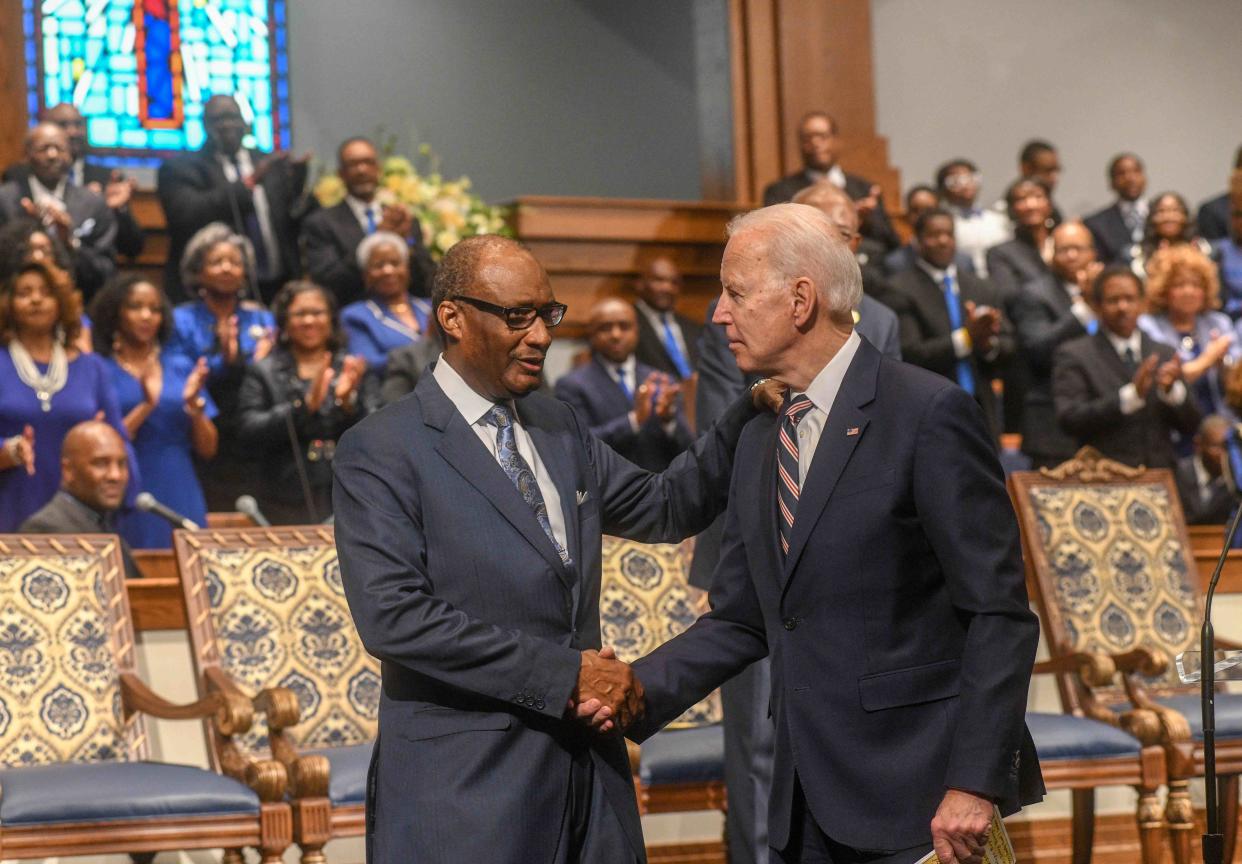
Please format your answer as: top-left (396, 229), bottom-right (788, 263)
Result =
top-left (913, 806), bottom-right (1015, 864)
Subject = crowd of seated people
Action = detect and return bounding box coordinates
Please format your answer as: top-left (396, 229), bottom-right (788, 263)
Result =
top-left (3, 95), bottom-right (1242, 557)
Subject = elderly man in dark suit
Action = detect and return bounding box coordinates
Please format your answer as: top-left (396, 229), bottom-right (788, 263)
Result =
top-left (1175, 415), bottom-right (1233, 524)
top-left (888, 208), bottom-right (1012, 440)
top-left (301, 136), bottom-right (435, 306)
top-left (3, 103), bottom-right (143, 260)
top-left (1053, 265), bottom-right (1199, 469)
top-left (1010, 222), bottom-right (1101, 469)
top-left (20, 421), bottom-right (140, 580)
top-left (621, 203), bottom-right (1042, 864)
top-left (555, 298), bottom-right (692, 472)
top-left (0, 123), bottom-right (117, 299)
top-left (1084, 153), bottom-right (1148, 264)
top-left (333, 234), bottom-right (775, 864)
top-left (632, 256), bottom-right (702, 380)
top-left (158, 94), bottom-right (306, 302)
top-left (1198, 145), bottom-right (1242, 242)
top-left (762, 111), bottom-right (899, 251)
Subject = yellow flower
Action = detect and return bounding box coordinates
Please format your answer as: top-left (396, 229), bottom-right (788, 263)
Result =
top-left (313, 174), bottom-right (346, 208)
top-left (400, 177), bottom-right (424, 206)
top-left (382, 155), bottom-right (414, 180)
top-left (434, 229), bottom-right (461, 253)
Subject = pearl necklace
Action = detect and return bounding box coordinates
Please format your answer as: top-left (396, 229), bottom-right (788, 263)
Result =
top-left (9, 339), bottom-right (68, 412)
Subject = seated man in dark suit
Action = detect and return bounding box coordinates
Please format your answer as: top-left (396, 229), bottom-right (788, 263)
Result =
top-left (1053, 265), bottom-right (1199, 469)
top-left (158, 94), bottom-right (307, 302)
top-left (762, 110), bottom-right (898, 251)
top-left (555, 298), bottom-right (691, 472)
top-left (890, 208), bottom-right (1013, 439)
top-left (1010, 222), bottom-right (1101, 469)
top-left (20, 420), bottom-right (140, 579)
top-left (301, 136), bottom-right (435, 306)
top-left (1084, 153), bottom-right (1148, 265)
top-left (1175, 414), bottom-right (1232, 524)
top-left (0, 123), bottom-right (117, 299)
top-left (1198, 145), bottom-right (1242, 242)
top-left (2, 103), bottom-right (143, 260)
top-left (632, 255), bottom-right (701, 380)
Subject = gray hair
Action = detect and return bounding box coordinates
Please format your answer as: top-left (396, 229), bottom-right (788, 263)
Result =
top-left (179, 222), bottom-right (257, 295)
top-left (726, 203), bottom-right (862, 318)
top-left (356, 230), bottom-right (410, 270)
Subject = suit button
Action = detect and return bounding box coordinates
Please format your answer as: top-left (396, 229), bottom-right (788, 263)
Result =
top-left (535, 699), bottom-right (545, 710)
top-left (783, 617), bottom-right (798, 631)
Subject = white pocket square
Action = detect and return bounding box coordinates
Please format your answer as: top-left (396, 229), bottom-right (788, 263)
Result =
top-left (576, 490), bottom-right (589, 505)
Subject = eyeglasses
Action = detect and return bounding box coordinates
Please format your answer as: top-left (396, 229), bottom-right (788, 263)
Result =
top-left (943, 172), bottom-right (981, 190)
top-left (454, 295), bottom-right (567, 330)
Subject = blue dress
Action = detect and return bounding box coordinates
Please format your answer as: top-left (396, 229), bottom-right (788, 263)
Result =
top-left (108, 354), bottom-right (219, 548)
top-left (167, 300), bottom-right (276, 374)
top-left (1138, 311), bottom-right (1242, 421)
top-left (0, 349), bottom-right (135, 531)
top-left (342, 295), bottom-right (431, 377)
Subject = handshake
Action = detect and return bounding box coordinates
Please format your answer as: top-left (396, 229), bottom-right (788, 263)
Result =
top-left (566, 647), bottom-right (645, 734)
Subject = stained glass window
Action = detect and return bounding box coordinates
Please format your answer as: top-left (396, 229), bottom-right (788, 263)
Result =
top-left (24, 0), bottom-right (291, 167)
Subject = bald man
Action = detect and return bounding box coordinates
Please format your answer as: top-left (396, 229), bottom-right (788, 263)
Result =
top-left (554, 297), bottom-right (693, 472)
top-left (632, 256), bottom-right (702, 380)
top-left (1009, 221), bottom-right (1102, 468)
top-left (20, 421), bottom-right (141, 579)
top-left (0, 122), bottom-right (118, 298)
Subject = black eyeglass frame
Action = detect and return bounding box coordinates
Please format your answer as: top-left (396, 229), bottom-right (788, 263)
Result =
top-left (453, 295), bottom-right (568, 330)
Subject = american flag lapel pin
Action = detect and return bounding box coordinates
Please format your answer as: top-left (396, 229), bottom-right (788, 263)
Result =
top-left (845, 426), bottom-right (861, 436)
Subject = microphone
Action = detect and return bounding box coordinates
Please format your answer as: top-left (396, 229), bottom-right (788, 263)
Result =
top-left (235, 494), bottom-right (272, 527)
top-left (135, 492), bottom-right (200, 531)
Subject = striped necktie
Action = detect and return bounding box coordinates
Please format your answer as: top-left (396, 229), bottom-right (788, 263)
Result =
top-left (776, 394), bottom-right (815, 557)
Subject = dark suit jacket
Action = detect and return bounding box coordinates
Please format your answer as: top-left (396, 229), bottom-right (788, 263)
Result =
top-left (3, 161), bottom-right (144, 258)
top-left (631, 339), bottom-right (1043, 851)
top-left (634, 306), bottom-right (702, 380)
top-left (0, 178), bottom-right (117, 299)
top-left (762, 169), bottom-right (900, 250)
top-left (1199, 193), bottom-right (1231, 242)
top-left (300, 200), bottom-right (435, 306)
top-left (20, 490), bottom-right (141, 579)
top-left (379, 333), bottom-right (443, 406)
top-left (887, 267), bottom-right (1013, 437)
top-left (1084, 202), bottom-right (1135, 265)
top-left (1175, 455), bottom-right (1232, 525)
top-left (1010, 273), bottom-right (1090, 463)
top-left (157, 146), bottom-right (305, 301)
top-left (1052, 331), bottom-right (1200, 469)
top-left (332, 372), bottom-right (756, 864)
top-left (985, 237), bottom-right (1048, 303)
top-left (553, 356), bottom-right (693, 472)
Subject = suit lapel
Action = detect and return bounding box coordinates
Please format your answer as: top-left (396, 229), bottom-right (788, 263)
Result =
top-left (418, 377), bottom-right (574, 583)
top-left (1094, 330), bottom-right (1131, 383)
top-left (756, 416), bottom-right (784, 582)
top-left (782, 341), bottom-right (880, 585)
top-left (910, 269), bottom-right (952, 334)
top-left (329, 201), bottom-right (365, 250)
top-left (522, 400), bottom-right (582, 581)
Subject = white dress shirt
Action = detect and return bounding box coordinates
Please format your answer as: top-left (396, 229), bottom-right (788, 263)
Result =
top-left (947, 203), bottom-right (1011, 276)
top-left (27, 174), bottom-right (67, 210)
top-left (635, 299), bottom-right (691, 371)
top-left (346, 194), bottom-right (381, 233)
top-left (788, 330), bottom-right (862, 483)
top-left (1104, 329), bottom-right (1187, 414)
top-left (433, 354), bottom-right (568, 552)
top-left (1061, 280), bottom-right (1096, 329)
top-left (218, 149), bottom-right (281, 276)
top-left (806, 165), bottom-right (848, 190)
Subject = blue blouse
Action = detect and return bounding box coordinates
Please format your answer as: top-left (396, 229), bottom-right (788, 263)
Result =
top-left (0, 349), bottom-right (136, 531)
top-left (168, 300), bottom-right (276, 378)
top-left (1138, 310), bottom-right (1242, 419)
top-left (342, 295), bottom-right (431, 377)
top-left (107, 353), bottom-right (219, 548)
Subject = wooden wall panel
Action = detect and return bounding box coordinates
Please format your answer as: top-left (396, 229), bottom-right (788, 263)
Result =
top-left (0, 0), bottom-right (29, 171)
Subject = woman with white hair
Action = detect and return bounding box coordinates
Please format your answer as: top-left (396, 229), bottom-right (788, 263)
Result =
top-left (340, 231), bottom-right (433, 377)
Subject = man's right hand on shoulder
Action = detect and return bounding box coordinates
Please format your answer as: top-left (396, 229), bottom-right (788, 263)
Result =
top-left (568, 647), bottom-right (645, 734)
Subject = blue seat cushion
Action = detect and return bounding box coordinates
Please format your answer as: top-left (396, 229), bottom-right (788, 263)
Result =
top-left (0, 761), bottom-right (259, 826)
top-left (640, 724), bottom-right (723, 786)
top-left (1027, 712), bottom-right (1141, 761)
top-left (310, 742), bottom-right (371, 806)
top-left (1156, 693), bottom-right (1242, 740)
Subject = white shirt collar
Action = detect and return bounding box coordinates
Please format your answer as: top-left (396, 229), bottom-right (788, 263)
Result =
top-left (346, 194), bottom-right (378, 228)
top-left (806, 165), bottom-right (847, 189)
top-left (432, 352), bottom-right (509, 427)
top-left (1104, 328), bottom-right (1142, 359)
top-left (634, 298), bottom-right (673, 326)
top-left (600, 354), bottom-right (636, 381)
top-left (1194, 455), bottom-right (1215, 491)
top-left (795, 330), bottom-right (862, 417)
top-left (915, 257), bottom-right (958, 285)
top-left (28, 174), bottom-right (67, 204)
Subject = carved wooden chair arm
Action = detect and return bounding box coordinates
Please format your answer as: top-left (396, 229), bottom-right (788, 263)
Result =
top-left (1216, 636), bottom-right (1242, 651)
top-left (1110, 646), bottom-right (1169, 678)
top-left (120, 672), bottom-right (252, 736)
top-left (247, 685), bottom-right (329, 800)
top-left (1032, 651), bottom-right (1117, 688)
top-left (245, 758), bottom-right (290, 804)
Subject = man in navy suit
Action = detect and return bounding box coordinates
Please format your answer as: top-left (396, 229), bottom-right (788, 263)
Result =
top-left (1084, 153), bottom-right (1147, 264)
top-left (333, 235), bottom-right (773, 864)
top-left (301, 136), bottom-right (435, 306)
top-left (632, 256), bottom-right (702, 381)
top-left (625, 204), bottom-right (1043, 864)
top-left (555, 298), bottom-right (692, 472)
top-left (157, 94), bottom-right (307, 302)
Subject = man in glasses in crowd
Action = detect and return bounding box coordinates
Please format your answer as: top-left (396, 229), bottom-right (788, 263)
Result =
top-left (333, 234), bottom-right (778, 864)
top-left (935, 158), bottom-right (1011, 277)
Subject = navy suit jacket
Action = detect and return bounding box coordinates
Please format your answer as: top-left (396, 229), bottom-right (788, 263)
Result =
top-left (631, 338), bottom-right (1043, 852)
top-left (1084, 202), bottom-right (1135, 264)
top-left (333, 371), bottom-right (756, 864)
top-left (553, 356), bottom-right (693, 472)
top-left (762, 169), bottom-right (900, 251)
top-left (1199, 192), bottom-right (1231, 242)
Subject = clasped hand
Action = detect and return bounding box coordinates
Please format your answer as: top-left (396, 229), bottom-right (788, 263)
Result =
top-left (566, 647), bottom-right (644, 734)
